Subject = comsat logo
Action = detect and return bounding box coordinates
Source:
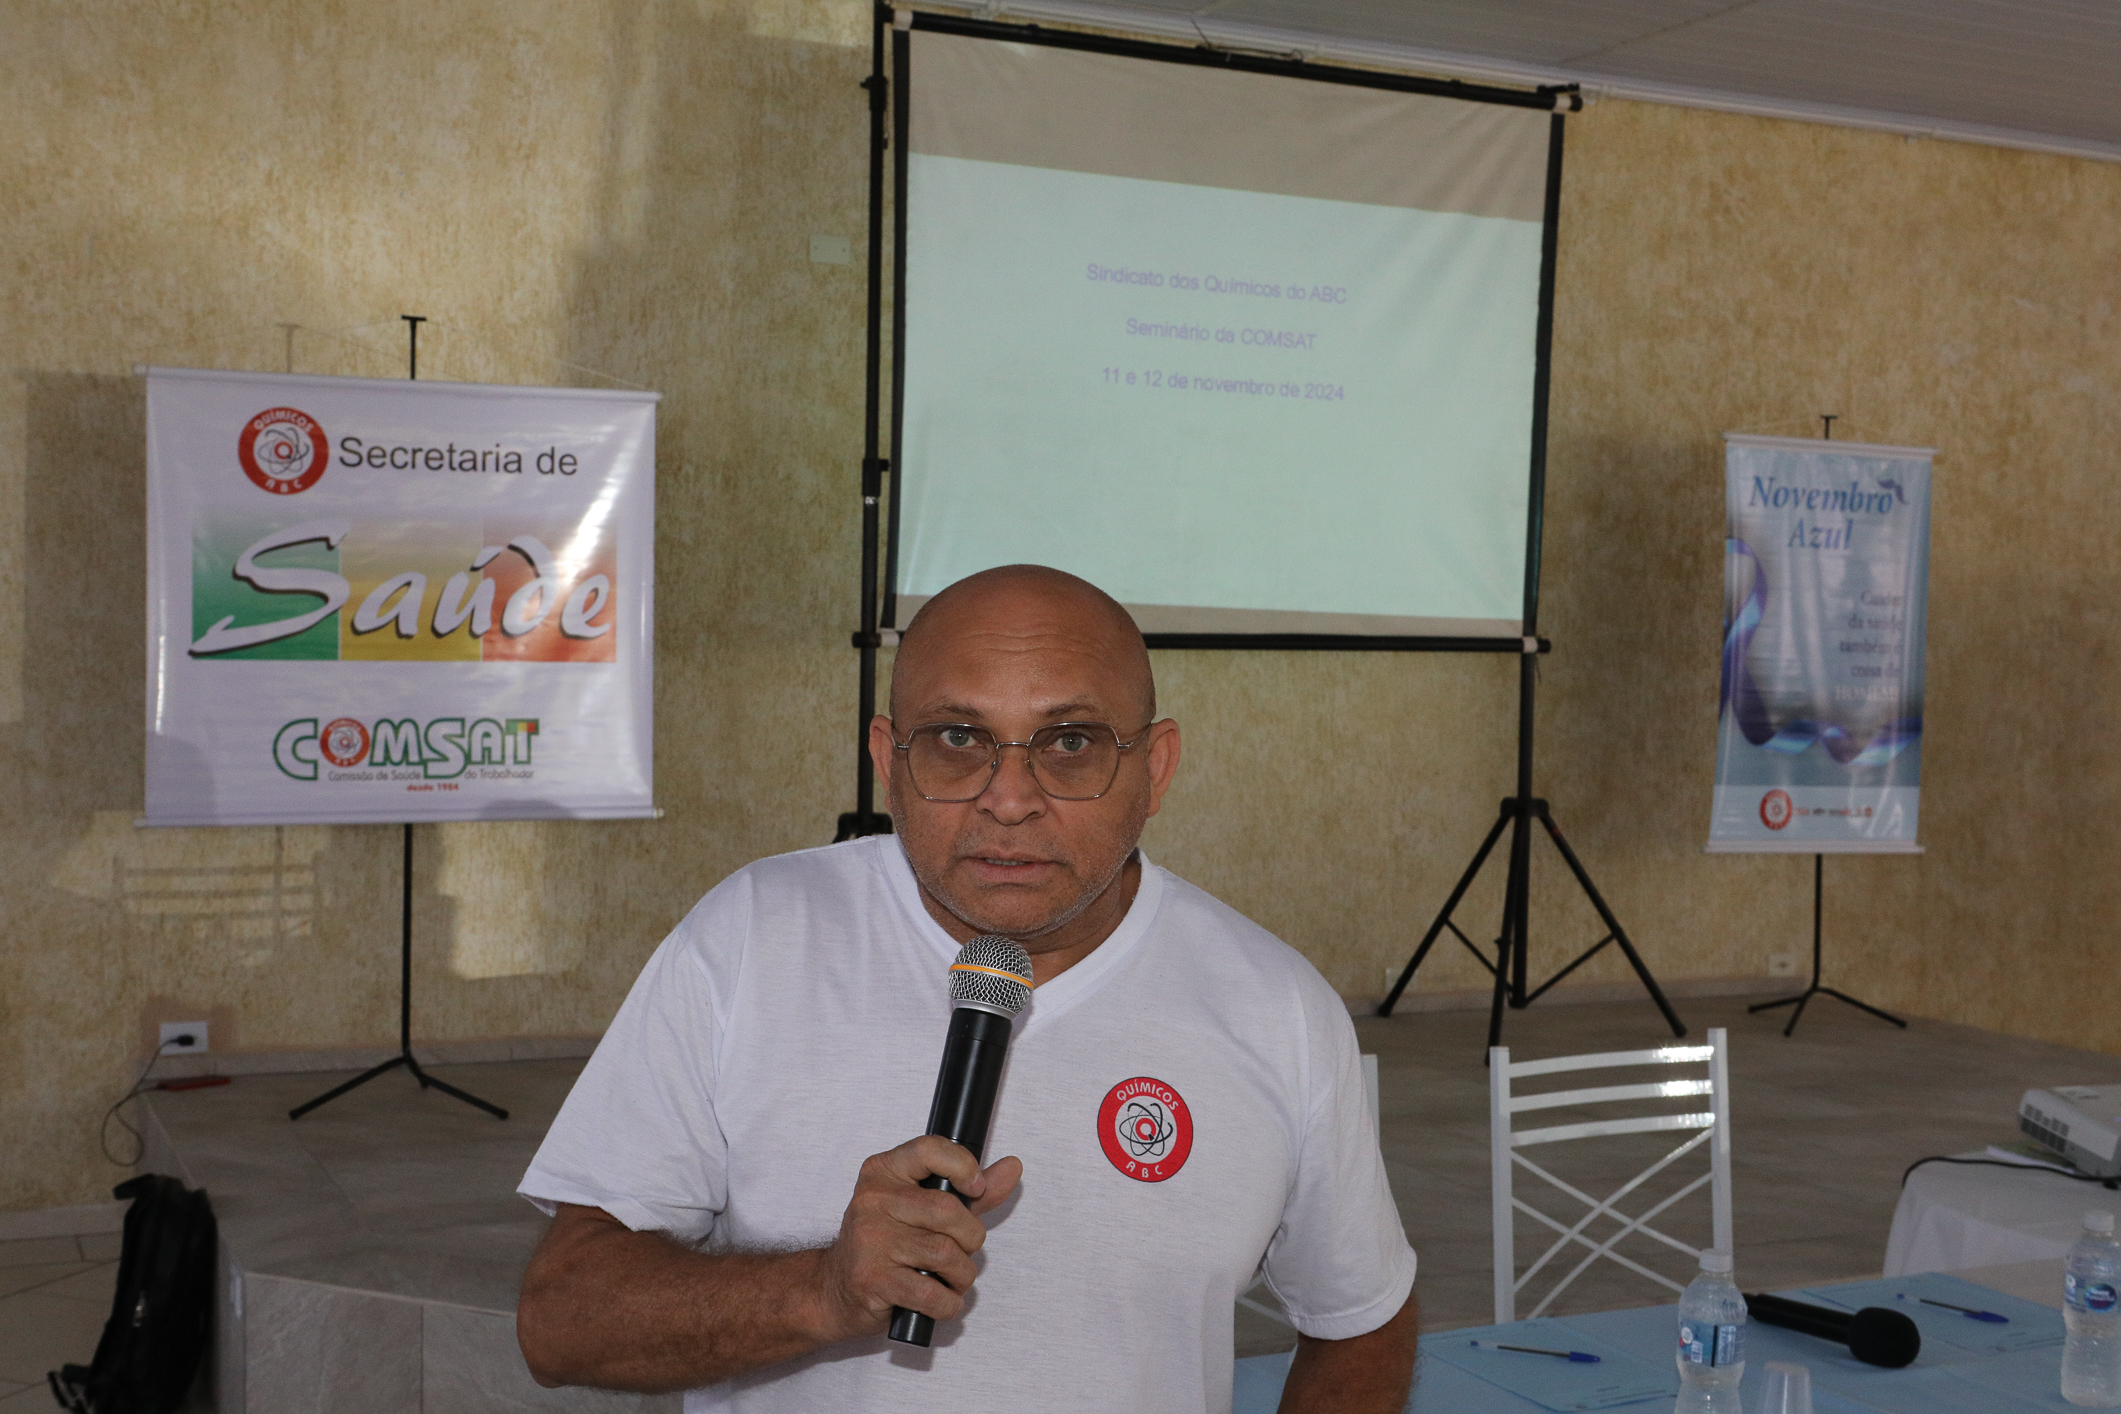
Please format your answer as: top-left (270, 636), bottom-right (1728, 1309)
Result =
top-left (274, 715), bottom-right (539, 781)
top-left (240, 408), bottom-right (329, 495)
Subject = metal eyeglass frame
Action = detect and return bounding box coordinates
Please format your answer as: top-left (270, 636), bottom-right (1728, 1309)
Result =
top-left (890, 720), bottom-right (1152, 802)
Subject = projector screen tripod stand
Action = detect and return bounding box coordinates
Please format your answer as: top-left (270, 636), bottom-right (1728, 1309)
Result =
top-left (1377, 651), bottom-right (1687, 1052)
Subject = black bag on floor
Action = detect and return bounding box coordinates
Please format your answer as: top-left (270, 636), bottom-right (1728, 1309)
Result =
top-left (47, 1173), bottom-right (217, 1414)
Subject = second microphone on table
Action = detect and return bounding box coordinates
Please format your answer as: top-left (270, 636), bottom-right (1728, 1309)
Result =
top-left (886, 935), bottom-right (1035, 1349)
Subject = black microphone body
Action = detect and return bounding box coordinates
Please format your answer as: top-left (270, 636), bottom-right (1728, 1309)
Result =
top-left (886, 1003), bottom-right (1015, 1347)
top-left (916, 1006), bottom-right (1014, 1197)
top-left (1745, 1292), bottom-right (1922, 1368)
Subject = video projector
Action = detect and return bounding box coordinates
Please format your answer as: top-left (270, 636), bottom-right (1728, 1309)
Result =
top-left (2019, 1085), bottom-right (2121, 1177)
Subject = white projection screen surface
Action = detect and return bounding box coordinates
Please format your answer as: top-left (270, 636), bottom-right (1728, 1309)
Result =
top-left (890, 30), bottom-right (1556, 638)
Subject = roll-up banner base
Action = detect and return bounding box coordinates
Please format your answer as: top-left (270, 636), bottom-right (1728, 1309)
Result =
top-left (144, 367), bottom-right (658, 827)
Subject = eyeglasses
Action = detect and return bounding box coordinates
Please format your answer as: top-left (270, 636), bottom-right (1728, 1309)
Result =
top-left (892, 721), bottom-right (1150, 802)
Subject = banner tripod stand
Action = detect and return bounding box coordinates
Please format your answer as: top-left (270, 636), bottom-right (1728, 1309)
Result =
top-left (1377, 649), bottom-right (1688, 1052)
top-left (1747, 854), bottom-right (1906, 1038)
top-left (290, 824), bottom-right (508, 1120)
top-left (290, 316), bottom-right (508, 1123)
top-left (1739, 422), bottom-right (1906, 1039)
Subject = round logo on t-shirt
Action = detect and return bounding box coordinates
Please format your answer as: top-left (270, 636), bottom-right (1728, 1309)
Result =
top-left (1097, 1076), bottom-right (1193, 1183)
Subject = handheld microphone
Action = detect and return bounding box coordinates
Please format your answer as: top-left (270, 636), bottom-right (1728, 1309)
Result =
top-left (886, 935), bottom-right (1034, 1348)
top-left (1744, 1292), bottom-right (1922, 1368)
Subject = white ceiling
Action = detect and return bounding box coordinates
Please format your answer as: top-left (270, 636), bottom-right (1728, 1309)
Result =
top-left (956, 0), bottom-right (2121, 160)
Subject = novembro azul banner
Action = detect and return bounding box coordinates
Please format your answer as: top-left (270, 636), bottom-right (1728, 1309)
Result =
top-left (144, 367), bottom-right (657, 826)
top-left (1707, 434), bottom-right (1932, 853)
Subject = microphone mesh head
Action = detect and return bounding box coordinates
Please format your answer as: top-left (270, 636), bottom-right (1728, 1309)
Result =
top-left (948, 935), bottom-right (1034, 1017)
top-left (1848, 1307), bottom-right (1921, 1368)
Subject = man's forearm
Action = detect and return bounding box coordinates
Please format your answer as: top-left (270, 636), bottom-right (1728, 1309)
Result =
top-left (518, 1210), bottom-right (835, 1392)
top-left (519, 1144), bottom-right (1018, 1393)
top-left (1278, 1289), bottom-right (1420, 1414)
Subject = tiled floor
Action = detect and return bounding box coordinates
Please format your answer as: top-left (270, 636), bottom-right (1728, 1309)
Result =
top-left (14, 988), bottom-right (2121, 1400)
top-left (0, 1230), bottom-right (122, 1410)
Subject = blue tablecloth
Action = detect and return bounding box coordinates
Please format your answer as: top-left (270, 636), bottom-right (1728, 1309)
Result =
top-left (1234, 1272), bottom-right (2073, 1413)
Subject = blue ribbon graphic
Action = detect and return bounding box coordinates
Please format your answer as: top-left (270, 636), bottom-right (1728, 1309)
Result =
top-left (1721, 537), bottom-right (1920, 766)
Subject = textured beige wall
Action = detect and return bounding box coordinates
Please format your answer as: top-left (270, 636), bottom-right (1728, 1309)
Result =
top-left (1157, 101), bottom-right (2121, 1046)
top-left (0, 0), bottom-right (873, 1211)
top-left (1530, 101), bottom-right (2121, 1049)
top-left (5, 2), bottom-right (2120, 1212)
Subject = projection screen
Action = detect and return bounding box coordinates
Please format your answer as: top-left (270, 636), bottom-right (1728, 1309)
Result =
top-left (887, 27), bottom-right (1560, 640)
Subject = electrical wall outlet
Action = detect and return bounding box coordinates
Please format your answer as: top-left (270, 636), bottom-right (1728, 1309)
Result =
top-left (809, 233), bottom-right (852, 265)
top-left (1767, 953), bottom-right (1800, 978)
top-left (160, 1021), bottom-right (209, 1053)
top-left (1383, 966), bottom-right (1402, 994)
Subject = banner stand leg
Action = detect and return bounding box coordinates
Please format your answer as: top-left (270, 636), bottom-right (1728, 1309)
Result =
top-left (290, 318), bottom-right (506, 1122)
top-left (290, 824), bottom-right (508, 1122)
top-left (1746, 854), bottom-right (1906, 1039)
top-left (1377, 654), bottom-right (1687, 1054)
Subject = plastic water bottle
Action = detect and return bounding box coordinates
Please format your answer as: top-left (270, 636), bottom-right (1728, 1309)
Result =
top-left (2064, 1210), bottom-right (2121, 1407)
top-left (1675, 1250), bottom-right (1746, 1413)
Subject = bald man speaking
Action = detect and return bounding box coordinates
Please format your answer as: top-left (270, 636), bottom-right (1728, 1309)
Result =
top-left (516, 566), bottom-right (1418, 1412)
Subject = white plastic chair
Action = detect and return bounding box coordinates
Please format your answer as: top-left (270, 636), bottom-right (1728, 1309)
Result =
top-left (1239, 1054), bottom-right (1382, 1327)
top-left (1490, 1028), bottom-right (1732, 1323)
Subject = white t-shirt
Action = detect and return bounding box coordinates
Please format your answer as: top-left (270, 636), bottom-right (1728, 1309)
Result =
top-left (520, 835), bottom-right (1416, 1413)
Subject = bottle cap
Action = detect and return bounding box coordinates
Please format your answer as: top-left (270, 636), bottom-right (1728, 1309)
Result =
top-left (2086, 1210), bottom-right (2116, 1235)
top-left (1700, 1249), bottom-right (1734, 1274)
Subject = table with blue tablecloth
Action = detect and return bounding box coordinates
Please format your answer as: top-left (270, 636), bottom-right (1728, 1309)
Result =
top-left (1235, 1267), bottom-right (2077, 1413)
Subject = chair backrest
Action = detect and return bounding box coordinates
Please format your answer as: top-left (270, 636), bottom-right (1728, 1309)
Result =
top-left (1489, 1027), bottom-right (1731, 1324)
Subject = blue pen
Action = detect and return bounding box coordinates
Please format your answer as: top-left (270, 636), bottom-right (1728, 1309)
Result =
top-left (1470, 1339), bottom-right (1602, 1363)
top-left (1908, 1294), bottom-right (2009, 1324)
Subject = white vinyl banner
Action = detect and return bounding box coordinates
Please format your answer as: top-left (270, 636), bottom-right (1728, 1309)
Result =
top-left (1707, 434), bottom-right (1932, 852)
top-left (144, 367), bottom-right (657, 826)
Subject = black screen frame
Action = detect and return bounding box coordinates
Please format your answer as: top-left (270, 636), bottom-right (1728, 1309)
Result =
top-left (875, 6), bottom-right (1573, 653)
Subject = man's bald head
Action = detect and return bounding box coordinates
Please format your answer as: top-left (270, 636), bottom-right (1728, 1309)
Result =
top-left (890, 565), bottom-right (1154, 724)
top-left (873, 564), bottom-right (1178, 959)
